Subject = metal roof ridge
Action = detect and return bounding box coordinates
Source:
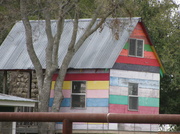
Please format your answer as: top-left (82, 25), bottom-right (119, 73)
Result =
top-left (17, 17), bottom-right (142, 23)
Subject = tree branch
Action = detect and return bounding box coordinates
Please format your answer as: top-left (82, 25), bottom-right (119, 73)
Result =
top-left (68, 0), bottom-right (79, 51)
top-left (52, 1), bottom-right (75, 69)
top-left (74, 4), bottom-right (102, 51)
top-left (43, 0), bottom-right (54, 71)
top-left (20, 0), bottom-right (43, 87)
top-left (74, 2), bottom-right (121, 51)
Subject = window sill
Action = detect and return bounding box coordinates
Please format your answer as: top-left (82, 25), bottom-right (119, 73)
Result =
top-left (128, 109), bottom-right (138, 112)
top-left (128, 55), bottom-right (144, 58)
top-left (71, 107), bottom-right (86, 110)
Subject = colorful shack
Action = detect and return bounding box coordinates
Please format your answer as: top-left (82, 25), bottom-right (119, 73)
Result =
top-left (48, 18), bottom-right (164, 131)
top-left (0, 17), bottom-right (164, 132)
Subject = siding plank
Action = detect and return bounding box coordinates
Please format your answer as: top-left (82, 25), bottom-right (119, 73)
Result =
top-left (110, 69), bottom-right (160, 81)
top-left (109, 95), bottom-right (128, 105)
top-left (51, 81), bottom-right (71, 90)
top-left (87, 81), bottom-right (109, 90)
top-left (116, 56), bottom-right (160, 67)
top-left (49, 98), bottom-right (109, 107)
top-left (52, 73), bottom-right (109, 81)
top-left (109, 95), bottom-right (159, 107)
top-left (87, 98), bottom-right (108, 107)
top-left (109, 104), bottom-right (159, 114)
top-left (110, 86), bottom-right (159, 98)
top-left (113, 63), bottom-right (160, 73)
top-left (110, 77), bottom-right (160, 90)
top-left (120, 49), bottom-right (156, 59)
top-left (59, 107), bottom-right (108, 113)
top-left (139, 97), bottom-right (159, 107)
top-left (86, 90), bottom-right (109, 98)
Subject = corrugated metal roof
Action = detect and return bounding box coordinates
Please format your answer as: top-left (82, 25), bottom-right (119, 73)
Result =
top-left (0, 17), bottom-right (140, 70)
top-left (0, 93), bottom-right (37, 102)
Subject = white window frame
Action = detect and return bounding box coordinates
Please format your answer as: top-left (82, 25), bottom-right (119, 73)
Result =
top-left (128, 83), bottom-right (139, 111)
top-left (129, 38), bottom-right (144, 57)
top-left (71, 81), bottom-right (86, 109)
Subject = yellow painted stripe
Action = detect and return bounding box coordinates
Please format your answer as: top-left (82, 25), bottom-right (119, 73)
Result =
top-left (63, 81), bottom-right (71, 90)
top-left (51, 81), bottom-right (71, 90)
top-left (51, 81), bottom-right (55, 90)
top-left (151, 46), bottom-right (165, 74)
top-left (87, 81), bottom-right (109, 90)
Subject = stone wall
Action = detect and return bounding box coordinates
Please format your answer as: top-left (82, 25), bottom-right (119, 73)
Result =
top-left (31, 72), bottom-right (39, 100)
top-left (9, 71), bottom-right (38, 100)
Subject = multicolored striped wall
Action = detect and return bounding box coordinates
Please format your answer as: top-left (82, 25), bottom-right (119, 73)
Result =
top-left (49, 69), bottom-right (109, 113)
top-left (110, 22), bottom-right (160, 114)
top-left (113, 22), bottom-right (161, 74)
top-left (109, 69), bottom-right (160, 114)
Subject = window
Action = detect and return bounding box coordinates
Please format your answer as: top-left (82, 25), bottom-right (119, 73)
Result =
top-left (129, 39), bottom-right (144, 57)
top-left (128, 83), bottom-right (138, 111)
top-left (71, 81), bottom-right (86, 108)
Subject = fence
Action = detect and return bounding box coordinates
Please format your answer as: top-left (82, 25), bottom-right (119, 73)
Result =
top-left (0, 113), bottom-right (180, 134)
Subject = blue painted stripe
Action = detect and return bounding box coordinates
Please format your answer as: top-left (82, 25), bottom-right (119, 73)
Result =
top-left (49, 98), bottom-right (108, 107)
top-left (87, 98), bottom-right (108, 107)
top-left (110, 76), bottom-right (159, 90)
top-left (56, 122), bottom-right (63, 124)
top-left (110, 77), bottom-right (119, 86)
top-left (49, 98), bottom-right (71, 107)
top-left (49, 98), bottom-right (53, 107)
top-left (61, 98), bottom-right (71, 107)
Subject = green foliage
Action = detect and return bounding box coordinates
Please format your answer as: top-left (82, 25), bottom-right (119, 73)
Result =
top-left (0, 0), bottom-right (21, 44)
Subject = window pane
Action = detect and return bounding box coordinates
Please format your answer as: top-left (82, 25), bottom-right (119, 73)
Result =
top-left (72, 81), bottom-right (86, 93)
top-left (129, 39), bottom-right (136, 56)
top-left (137, 40), bottom-right (143, 57)
top-left (72, 95), bottom-right (85, 108)
top-left (129, 83), bottom-right (138, 95)
top-left (129, 97), bottom-right (138, 110)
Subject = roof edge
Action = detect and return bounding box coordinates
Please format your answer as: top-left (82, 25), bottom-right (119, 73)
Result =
top-left (140, 21), bottom-right (165, 75)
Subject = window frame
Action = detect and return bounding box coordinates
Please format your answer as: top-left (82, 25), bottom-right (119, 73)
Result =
top-left (128, 38), bottom-right (144, 58)
top-left (71, 81), bottom-right (86, 109)
top-left (128, 83), bottom-right (139, 111)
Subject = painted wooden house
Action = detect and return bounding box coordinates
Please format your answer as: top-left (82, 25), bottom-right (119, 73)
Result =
top-left (0, 17), bottom-right (164, 132)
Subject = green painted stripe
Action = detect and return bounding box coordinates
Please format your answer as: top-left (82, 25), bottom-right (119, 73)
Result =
top-left (139, 97), bottom-right (159, 107)
top-left (160, 68), bottom-right (164, 77)
top-left (123, 43), bottom-right (129, 49)
top-left (123, 43), bottom-right (153, 52)
top-left (109, 95), bottom-right (159, 107)
top-left (109, 95), bottom-right (128, 105)
top-left (144, 44), bottom-right (153, 52)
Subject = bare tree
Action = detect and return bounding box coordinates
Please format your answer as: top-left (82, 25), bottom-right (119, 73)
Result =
top-left (20, 0), bottom-right (124, 133)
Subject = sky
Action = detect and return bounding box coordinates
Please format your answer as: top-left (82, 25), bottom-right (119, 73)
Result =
top-left (174, 0), bottom-right (180, 4)
top-left (173, 0), bottom-right (180, 11)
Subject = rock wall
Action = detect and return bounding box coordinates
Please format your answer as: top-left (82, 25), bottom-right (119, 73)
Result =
top-left (9, 71), bottom-right (38, 100)
top-left (31, 72), bottom-right (39, 100)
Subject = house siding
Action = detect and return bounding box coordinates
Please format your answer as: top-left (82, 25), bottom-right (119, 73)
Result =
top-left (50, 69), bottom-right (110, 130)
top-left (52, 22), bottom-right (161, 131)
top-left (109, 22), bottom-right (160, 116)
top-left (49, 69), bottom-right (110, 113)
top-left (109, 70), bottom-right (160, 114)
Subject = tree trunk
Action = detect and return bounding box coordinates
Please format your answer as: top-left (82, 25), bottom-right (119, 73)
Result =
top-left (38, 74), bottom-right (53, 134)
